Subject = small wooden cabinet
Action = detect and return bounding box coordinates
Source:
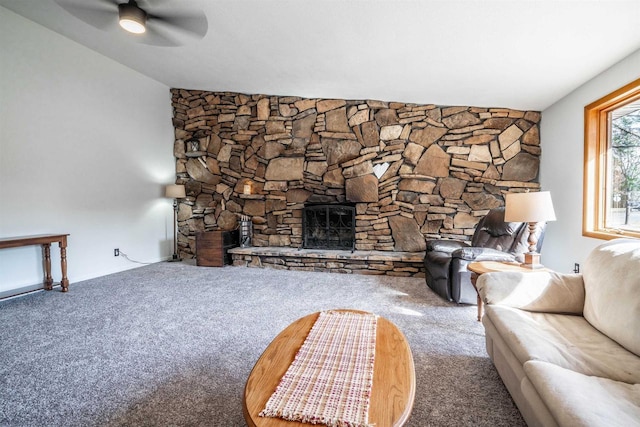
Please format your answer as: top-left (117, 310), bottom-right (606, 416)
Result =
top-left (196, 229), bottom-right (239, 267)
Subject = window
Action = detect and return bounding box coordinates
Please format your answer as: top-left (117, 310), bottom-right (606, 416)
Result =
top-left (584, 77), bottom-right (640, 240)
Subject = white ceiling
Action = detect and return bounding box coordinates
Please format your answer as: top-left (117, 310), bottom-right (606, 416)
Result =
top-left (3, 0), bottom-right (640, 111)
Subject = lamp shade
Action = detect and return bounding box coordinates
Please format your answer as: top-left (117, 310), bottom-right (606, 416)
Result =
top-left (504, 191), bottom-right (556, 223)
top-left (165, 184), bottom-right (186, 199)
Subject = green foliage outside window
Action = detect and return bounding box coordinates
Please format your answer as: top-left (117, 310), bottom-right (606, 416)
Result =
top-left (609, 110), bottom-right (640, 230)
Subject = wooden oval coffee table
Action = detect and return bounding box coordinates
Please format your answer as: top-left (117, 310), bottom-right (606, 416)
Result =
top-left (243, 310), bottom-right (415, 427)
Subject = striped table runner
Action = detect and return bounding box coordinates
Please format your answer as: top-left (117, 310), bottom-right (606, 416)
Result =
top-left (260, 310), bottom-right (377, 427)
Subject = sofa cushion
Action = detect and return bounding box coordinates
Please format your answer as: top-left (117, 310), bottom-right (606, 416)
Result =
top-left (583, 238), bottom-right (640, 356)
top-left (485, 305), bottom-right (640, 384)
top-left (478, 271), bottom-right (584, 314)
top-left (524, 360), bottom-right (640, 427)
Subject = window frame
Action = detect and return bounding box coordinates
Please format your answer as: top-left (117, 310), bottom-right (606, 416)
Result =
top-left (584, 77), bottom-right (640, 240)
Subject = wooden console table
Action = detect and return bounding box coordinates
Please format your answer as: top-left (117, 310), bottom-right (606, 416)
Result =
top-left (0, 234), bottom-right (70, 292)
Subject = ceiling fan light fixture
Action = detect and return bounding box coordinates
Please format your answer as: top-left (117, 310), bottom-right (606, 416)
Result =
top-left (118, 0), bottom-right (147, 34)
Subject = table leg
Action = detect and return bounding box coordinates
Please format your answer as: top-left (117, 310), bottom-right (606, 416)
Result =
top-left (470, 272), bottom-right (482, 322)
top-left (43, 243), bottom-right (53, 290)
top-left (60, 242), bottom-right (69, 292)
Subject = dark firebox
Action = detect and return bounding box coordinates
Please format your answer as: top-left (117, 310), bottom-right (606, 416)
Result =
top-left (302, 204), bottom-right (355, 251)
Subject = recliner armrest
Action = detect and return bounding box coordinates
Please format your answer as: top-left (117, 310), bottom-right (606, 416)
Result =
top-left (477, 271), bottom-right (585, 314)
top-left (426, 239), bottom-right (468, 254)
top-left (452, 247), bottom-right (517, 262)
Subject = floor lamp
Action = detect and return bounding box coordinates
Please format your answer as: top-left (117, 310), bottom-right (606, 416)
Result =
top-left (504, 191), bottom-right (556, 269)
top-left (165, 184), bottom-right (186, 262)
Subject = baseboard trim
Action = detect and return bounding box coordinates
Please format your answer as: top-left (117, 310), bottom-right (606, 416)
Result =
top-left (0, 283), bottom-right (61, 300)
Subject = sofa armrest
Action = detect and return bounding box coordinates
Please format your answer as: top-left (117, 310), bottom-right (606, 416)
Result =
top-left (452, 247), bottom-right (517, 262)
top-left (426, 239), bottom-right (468, 254)
top-left (477, 271), bottom-right (585, 314)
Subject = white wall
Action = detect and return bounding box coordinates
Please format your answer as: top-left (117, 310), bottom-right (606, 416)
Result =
top-left (0, 7), bottom-right (176, 296)
top-left (540, 48), bottom-right (640, 272)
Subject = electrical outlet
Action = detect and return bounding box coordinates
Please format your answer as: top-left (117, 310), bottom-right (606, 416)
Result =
top-left (573, 263), bottom-right (580, 274)
top-left (114, 248), bottom-right (120, 257)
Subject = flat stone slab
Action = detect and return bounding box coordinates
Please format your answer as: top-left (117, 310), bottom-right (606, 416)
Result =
top-left (228, 246), bottom-right (425, 263)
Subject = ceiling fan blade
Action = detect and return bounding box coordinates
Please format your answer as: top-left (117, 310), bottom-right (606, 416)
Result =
top-left (136, 0), bottom-right (175, 7)
top-left (56, 0), bottom-right (118, 12)
top-left (139, 21), bottom-right (182, 47)
top-left (55, 0), bottom-right (118, 31)
top-left (56, 0), bottom-right (207, 47)
top-left (148, 11), bottom-right (208, 40)
top-left (94, 0), bottom-right (119, 7)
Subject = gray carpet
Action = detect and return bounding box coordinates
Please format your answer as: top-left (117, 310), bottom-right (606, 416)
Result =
top-left (0, 262), bottom-right (525, 427)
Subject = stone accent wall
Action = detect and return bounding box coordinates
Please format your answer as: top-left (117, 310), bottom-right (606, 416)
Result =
top-left (171, 89), bottom-right (541, 259)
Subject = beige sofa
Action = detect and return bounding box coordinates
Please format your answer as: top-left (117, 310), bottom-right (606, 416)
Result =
top-left (476, 238), bottom-right (640, 427)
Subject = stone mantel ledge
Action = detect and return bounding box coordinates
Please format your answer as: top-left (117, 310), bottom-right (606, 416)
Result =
top-left (228, 246), bottom-right (425, 262)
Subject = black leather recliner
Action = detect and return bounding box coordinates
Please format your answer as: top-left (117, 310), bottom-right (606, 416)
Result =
top-left (423, 207), bottom-right (545, 304)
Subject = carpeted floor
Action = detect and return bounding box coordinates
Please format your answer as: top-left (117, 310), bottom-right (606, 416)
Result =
top-left (0, 262), bottom-right (525, 427)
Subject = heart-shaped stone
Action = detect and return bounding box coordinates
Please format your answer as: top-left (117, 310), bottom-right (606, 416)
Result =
top-left (372, 162), bottom-right (390, 179)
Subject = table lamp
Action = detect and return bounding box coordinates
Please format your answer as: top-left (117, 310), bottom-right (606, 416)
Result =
top-left (165, 184), bottom-right (186, 262)
top-left (504, 191), bottom-right (556, 269)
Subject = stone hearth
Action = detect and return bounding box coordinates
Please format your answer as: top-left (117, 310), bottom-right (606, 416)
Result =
top-left (228, 247), bottom-right (425, 277)
top-left (170, 89), bottom-right (542, 270)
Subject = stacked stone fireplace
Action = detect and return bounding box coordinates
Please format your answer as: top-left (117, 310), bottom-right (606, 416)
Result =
top-left (170, 89), bottom-right (542, 276)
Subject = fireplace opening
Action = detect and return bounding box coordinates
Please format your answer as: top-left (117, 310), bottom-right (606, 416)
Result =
top-left (303, 204), bottom-right (356, 251)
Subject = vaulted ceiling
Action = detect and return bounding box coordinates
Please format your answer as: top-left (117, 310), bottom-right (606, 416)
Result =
top-left (3, 0), bottom-right (640, 111)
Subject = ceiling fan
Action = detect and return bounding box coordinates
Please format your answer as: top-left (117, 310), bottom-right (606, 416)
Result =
top-left (55, 0), bottom-right (208, 47)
